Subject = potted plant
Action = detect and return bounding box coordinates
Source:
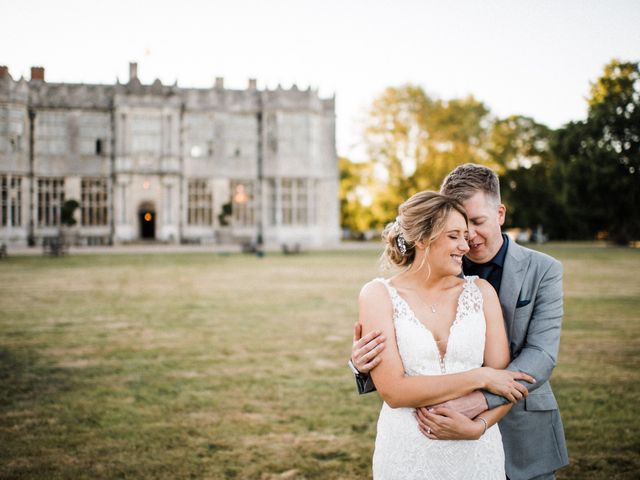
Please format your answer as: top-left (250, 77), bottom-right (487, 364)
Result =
top-left (58, 199), bottom-right (80, 252)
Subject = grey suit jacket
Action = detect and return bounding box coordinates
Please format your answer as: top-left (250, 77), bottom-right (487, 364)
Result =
top-left (485, 240), bottom-right (568, 480)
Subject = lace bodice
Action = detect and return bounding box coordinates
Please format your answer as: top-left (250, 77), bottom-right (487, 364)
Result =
top-left (375, 275), bottom-right (486, 376)
top-left (371, 276), bottom-right (505, 479)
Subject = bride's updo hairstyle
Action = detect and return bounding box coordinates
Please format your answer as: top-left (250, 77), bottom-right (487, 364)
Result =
top-left (381, 191), bottom-right (467, 268)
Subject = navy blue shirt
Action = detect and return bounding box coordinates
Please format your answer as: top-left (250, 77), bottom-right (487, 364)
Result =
top-left (463, 234), bottom-right (509, 294)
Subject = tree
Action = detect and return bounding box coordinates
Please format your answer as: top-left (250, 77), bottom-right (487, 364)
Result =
top-left (339, 157), bottom-right (375, 235)
top-left (415, 95), bottom-right (493, 190)
top-left (363, 85), bottom-right (494, 226)
top-left (486, 115), bottom-right (566, 238)
top-left (556, 59), bottom-right (640, 243)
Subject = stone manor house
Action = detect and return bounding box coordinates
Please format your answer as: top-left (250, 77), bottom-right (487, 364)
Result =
top-left (0, 63), bottom-right (339, 248)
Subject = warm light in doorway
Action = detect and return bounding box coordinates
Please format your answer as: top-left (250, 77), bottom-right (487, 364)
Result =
top-left (233, 184), bottom-right (248, 203)
top-left (144, 212), bottom-right (152, 222)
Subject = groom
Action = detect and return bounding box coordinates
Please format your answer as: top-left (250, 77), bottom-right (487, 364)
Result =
top-left (350, 164), bottom-right (569, 480)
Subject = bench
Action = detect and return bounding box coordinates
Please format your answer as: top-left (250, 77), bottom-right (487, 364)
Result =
top-left (281, 243), bottom-right (302, 255)
top-left (43, 237), bottom-right (68, 256)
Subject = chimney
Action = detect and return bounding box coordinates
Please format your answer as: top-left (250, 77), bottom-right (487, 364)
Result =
top-left (0, 66), bottom-right (9, 79)
top-left (215, 77), bottom-right (224, 89)
top-left (31, 66), bottom-right (45, 81)
top-left (248, 78), bottom-right (257, 90)
top-left (129, 62), bottom-right (138, 81)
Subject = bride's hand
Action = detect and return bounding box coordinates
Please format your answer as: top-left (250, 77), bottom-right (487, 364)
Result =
top-left (479, 367), bottom-right (535, 403)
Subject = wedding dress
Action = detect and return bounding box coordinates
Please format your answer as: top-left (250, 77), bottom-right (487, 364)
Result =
top-left (372, 276), bottom-right (505, 479)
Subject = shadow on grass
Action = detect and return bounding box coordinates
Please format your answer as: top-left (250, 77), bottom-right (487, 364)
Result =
top-left (0, 346), bottom-right (81, 479)
top-left (0, 346), bottom-right (77, 408)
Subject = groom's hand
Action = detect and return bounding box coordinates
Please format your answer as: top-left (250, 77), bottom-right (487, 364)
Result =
top-left (415, 407), bottom-right (484, 441)
top-left (351, 322), bottom-right (386, 374)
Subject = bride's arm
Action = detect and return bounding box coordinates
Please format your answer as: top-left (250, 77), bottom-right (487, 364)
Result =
top-left (475, 403), bottom-right (512, 432)
top-left (360, 281), bottom-right (531, 408)
top-left (462, 280), bottom-right (524, 428)
top-left (444, 279), bottom-right (531, 411)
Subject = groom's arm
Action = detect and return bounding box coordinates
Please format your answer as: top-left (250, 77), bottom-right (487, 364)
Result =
top-left (483, 260), bottom-right (563, 409)
top-left (350, 323), bottom-right (384, 394)
top-left (423, 390), bottom-right (489, 418)
top-left (350, 362), bottom-right (377, 395)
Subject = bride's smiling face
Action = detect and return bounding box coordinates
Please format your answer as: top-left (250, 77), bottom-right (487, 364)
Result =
top-left (418, 210), bottom-right (470, 277)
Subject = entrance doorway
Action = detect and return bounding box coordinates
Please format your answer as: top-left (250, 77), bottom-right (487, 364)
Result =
top-left (138, 202), bottom-right (156, 240)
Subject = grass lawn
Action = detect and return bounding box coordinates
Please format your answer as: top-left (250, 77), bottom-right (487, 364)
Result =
top-left (1, 244), bottom-right (639, 479)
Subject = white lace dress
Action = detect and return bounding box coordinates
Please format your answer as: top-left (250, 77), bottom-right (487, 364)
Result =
top-left (372, 276), bottom-right (505, 480)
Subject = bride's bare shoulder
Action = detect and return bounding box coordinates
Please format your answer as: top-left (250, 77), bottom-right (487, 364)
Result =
top-left (359, 279), bottom-right (394, 328)
top-left (359, 278), bottom-right (394, 311)
top-left (359, 278), bottom-right (388, 299)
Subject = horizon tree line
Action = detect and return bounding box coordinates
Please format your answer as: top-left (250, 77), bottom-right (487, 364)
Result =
top-left (340, 59), bottom-right (640, 245)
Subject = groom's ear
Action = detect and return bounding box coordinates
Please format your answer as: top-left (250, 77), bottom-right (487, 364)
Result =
top-left (497, 204), bottom-right (506, 226)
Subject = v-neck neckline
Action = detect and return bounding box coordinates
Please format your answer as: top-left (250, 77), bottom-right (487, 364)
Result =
top-left (386, 278), bottom-right (468, 367)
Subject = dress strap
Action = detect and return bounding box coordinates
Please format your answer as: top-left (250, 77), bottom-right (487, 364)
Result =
top-left (460, 275), bottom-right (483, 315)
top-left (464, 275), bottom-right (479, 286)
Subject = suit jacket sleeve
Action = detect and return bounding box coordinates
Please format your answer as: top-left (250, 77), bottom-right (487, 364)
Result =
top-left (354, 372), bottom-right (377, 395)
top-left (484, 260), bottom-right (564, 409)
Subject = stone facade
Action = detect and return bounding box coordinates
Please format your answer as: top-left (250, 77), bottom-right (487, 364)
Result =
top-left (0, 63), bottom-right (339, 248)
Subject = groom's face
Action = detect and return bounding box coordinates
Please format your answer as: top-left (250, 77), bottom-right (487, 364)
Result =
top-left (461, 191), bottom-right (505, 264)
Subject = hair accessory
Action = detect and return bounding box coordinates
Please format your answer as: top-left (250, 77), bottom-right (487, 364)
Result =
top-left (396, 234), bottom-right (408, 255)
top-left (393, 216), bottom-right (409, 255)
top-left (394, 216), bottom-right (402, 233)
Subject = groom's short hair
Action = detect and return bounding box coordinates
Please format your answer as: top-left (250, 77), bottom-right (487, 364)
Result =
top-left (440, 163), bottom-right (501, 206)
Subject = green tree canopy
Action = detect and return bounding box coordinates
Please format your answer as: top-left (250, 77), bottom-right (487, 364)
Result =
top-left (487, 115), bottom-right (564, 237)
top-left (339, 157), bottom-right (375, 234)
top-left (363, 85), bottom-right (493, 226)
top-left (340, 60), bottom-right (639, 242)
top-left (555, 59), bottom-right (640, 243)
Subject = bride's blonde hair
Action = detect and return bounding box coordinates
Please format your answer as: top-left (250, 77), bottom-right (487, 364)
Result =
top-left (381, 191), bottom-right (467, 269)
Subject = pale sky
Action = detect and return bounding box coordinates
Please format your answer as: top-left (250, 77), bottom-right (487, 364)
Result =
top-left (2, 0), bottom-right (639, 160)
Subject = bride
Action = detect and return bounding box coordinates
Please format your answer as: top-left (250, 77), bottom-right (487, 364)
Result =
top-left (359, 191), bottom-right (534, 479)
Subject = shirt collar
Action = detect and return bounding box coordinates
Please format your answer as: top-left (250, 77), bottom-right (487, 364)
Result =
top-left (490, 234), bottom-right (509, 268)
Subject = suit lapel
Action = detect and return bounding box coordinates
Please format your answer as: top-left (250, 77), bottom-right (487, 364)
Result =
top-left (499, 241), bottom-right (529, 341)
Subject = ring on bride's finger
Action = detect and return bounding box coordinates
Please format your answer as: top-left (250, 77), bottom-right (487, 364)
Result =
top-left (427, 427), bottom-right (431, 434)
